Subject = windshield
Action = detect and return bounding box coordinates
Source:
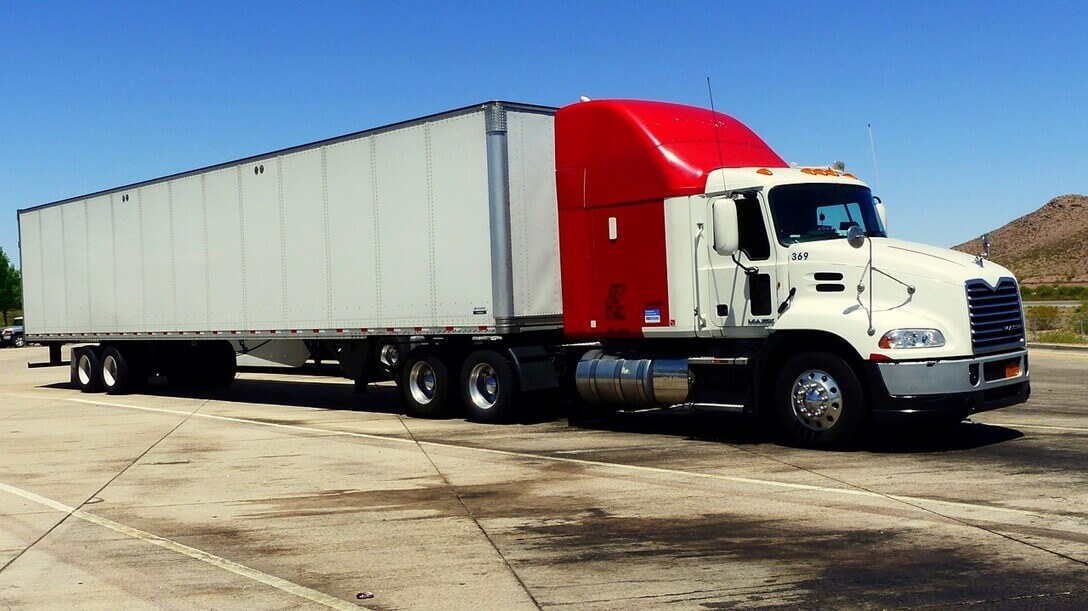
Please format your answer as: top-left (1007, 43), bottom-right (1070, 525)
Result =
top-left (768, 184), bottom-right (886, 245)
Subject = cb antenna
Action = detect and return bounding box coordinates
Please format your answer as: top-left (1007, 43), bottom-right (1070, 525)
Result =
top-left (867, 122), bottom-right (881, 192)
top-left (706, 77), bottom-right (725, 170)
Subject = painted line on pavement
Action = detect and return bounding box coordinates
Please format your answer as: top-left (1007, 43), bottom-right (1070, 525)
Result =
top-left (0, 481), bottom-right (360, 610)
top-left (64, 397), bottom-right (1087, 525)
top-left (981, 422), bottom-right (1088, 433)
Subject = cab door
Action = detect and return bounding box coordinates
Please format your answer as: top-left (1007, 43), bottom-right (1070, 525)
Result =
top-left (699, 191), bottom-right (780, 336)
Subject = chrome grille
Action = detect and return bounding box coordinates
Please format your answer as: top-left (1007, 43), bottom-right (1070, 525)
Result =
top-left (966, 278), bottom-right (1025, 353)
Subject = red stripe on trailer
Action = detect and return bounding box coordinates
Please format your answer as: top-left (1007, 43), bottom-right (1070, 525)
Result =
top-left (270, 330), bottom-right (277, 334)
top-left (360, 328), bottom-right (368, 333)
top-left (312, 329), bottom-right (320, 334)
top-left (290, 329), bottom-right (298, 334)
top-left (414, 327), bottom-right (422, 333)
top-left (386, 327), bottom-right (395, 333)
top-left (445, 326), bottom-right (455, 332)
top-left (336, 328), bottom-right (344, 333)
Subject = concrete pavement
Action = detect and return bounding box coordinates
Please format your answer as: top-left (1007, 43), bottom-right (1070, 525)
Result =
top-left (0, 346), bottom-right (1086, 608)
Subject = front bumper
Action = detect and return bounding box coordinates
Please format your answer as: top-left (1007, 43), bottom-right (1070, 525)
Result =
top-left (866, 349), bottom-right (1029, 419)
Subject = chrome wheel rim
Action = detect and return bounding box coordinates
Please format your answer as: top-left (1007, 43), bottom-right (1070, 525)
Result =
top-left (467, 363), bottom-right (498, 410)
top-left (791, 369), bottom-right (842, 431)
top-left (408, 361), bottom-right (437, 405)
top-left (102, 355), bottom-right (118, 388)
top-left (379, 344), bottom-right (400, 369)
top-left (78, 354), bottom-right (93, 386)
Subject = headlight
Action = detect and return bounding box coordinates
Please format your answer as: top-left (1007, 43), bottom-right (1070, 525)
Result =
top-left (878, 328), bottom-right (945, 349)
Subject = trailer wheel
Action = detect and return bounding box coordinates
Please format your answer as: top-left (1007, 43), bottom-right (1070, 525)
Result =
top-left (71, 347), bottom-right (103, 393)
top-left (399, 348), bottom-right (456, 418)
top-left (773, 351), bottom-right (864, 448)
top-left (204, 342), bottom-right (237, 387)
top-left (101, 346), bottom-right (144, 395)
top-left (461, 350), bottom-right (519, 424)
top-left (376, 341), bottom-right (402, 377)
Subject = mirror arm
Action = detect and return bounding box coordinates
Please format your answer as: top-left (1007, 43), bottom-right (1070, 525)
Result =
top-left (731, 252), bottom-right (759, 276)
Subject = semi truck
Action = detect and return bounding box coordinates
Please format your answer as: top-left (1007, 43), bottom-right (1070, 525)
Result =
top-left (17, 99), bottom-right (1030, 446)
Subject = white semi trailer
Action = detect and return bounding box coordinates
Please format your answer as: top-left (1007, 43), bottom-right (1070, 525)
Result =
top-left (18, 99), bottom-right (1030, 446)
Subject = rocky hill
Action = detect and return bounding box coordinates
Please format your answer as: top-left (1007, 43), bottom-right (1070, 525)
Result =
top-left (954, 194), bottom-right (1088, 285)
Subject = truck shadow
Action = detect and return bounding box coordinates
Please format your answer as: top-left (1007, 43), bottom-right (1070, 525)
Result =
top-left (568, 409), bottom-right (1025, 453)
top-left (42, 375), bottom-right (565, 423)
top-left (42, 377), bottom-right (1025, 451)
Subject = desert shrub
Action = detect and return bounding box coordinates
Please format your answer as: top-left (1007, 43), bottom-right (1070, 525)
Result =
top-left (1026, 305), bottom-right (1061, 331)
top-left (1035, 330), bottom-right (1088, 344)
top-left (1033, 285), bottom-right (1056, 299)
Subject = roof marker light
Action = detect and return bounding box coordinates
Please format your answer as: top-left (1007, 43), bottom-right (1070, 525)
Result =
top-left (756, 168), bottom-right (773, 176)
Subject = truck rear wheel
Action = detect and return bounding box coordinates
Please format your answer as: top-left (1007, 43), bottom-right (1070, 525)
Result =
top-left (460, 350), bottom-right (519, 423)
top-left (399, 348), bottom-right (457, 418)
top-left (13, 335), bottom-right (25, 348)
top-left (101, 346), bottom-right (145, 395)
top-left (773, 351), bottom-right (864, 447)
top-left (71, 347), bottom-right (103, 393)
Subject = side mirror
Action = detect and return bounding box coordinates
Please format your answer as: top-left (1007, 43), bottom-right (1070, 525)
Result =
top-left (846, 225), bottom-right (866, 248)
top-left (711, 199), bottom-right (739, 255)
top-left (875, 201), bottom-right (887, 231)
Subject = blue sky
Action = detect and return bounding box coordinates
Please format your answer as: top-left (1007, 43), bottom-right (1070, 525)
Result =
top-left (2, 1), bottom-right (1085, 263)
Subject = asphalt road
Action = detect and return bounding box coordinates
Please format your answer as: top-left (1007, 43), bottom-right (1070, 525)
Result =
top-left (1, 346), bottom-right (1086, 609)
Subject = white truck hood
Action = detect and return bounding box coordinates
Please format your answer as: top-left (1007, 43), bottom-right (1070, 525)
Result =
top-left (799, 238), bottom-right (1014, 287)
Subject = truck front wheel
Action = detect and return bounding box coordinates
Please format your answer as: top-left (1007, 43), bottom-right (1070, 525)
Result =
top-left (773, 352), bottom-right (865, 447)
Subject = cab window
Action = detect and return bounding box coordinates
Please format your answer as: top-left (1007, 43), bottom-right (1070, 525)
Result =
top-left (735, 193), bottom-right (771, 261)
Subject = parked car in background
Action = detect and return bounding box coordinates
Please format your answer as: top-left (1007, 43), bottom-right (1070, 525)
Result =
top-left (2, 317), bottom-right (25, 348)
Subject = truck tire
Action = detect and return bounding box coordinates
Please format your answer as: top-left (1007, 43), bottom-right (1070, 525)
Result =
top-left (71, 347), bottom-right (103, 393)
top-left (374, 340), bottom-right (403, 380)
top-left (460, 350), bottom-right (519, 424)
top-left (13, 335), bottom-right (25, 348)
top-left (773, 351), bottom-right (865, 447)
top-left (204, 342), bottom-right (237, 387)
top-left (101, 346), bottom-right (142, 395)
top-left (399, 348), bottom-right (457, 418)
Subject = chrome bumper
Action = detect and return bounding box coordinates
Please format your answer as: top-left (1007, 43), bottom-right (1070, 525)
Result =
top-left (875, 349), bottom-right (1028, 397)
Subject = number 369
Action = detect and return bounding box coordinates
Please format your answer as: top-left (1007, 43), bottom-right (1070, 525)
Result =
top-left (790, 252), bottom-right (810, 261)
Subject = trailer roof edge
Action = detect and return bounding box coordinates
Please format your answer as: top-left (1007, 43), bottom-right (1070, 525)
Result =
top-left (18, 100), bottom-right (559, 215)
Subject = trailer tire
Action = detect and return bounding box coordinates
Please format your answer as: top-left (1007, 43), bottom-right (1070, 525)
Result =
top-left (773, 351), bottom-right (864, 448)
top-left (204, 342), bottom-right (237, 387)
top-left (101, 346), bottom-right (142, 395)
top-left (460, 350), bottom-right (519, 424)
top-left (373, 340), bottom-right (404, 380)
top-left (399, 348), bottom-right (456, 418)
top-left (72, 347), bottom-right (103, 393)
